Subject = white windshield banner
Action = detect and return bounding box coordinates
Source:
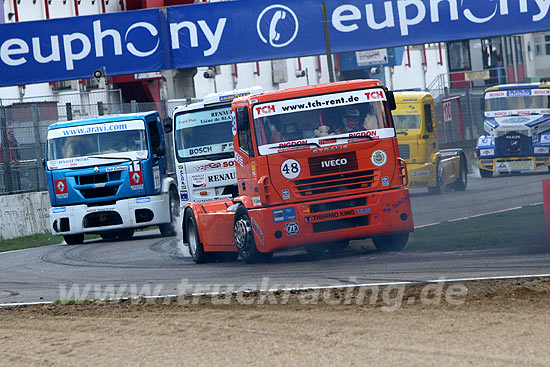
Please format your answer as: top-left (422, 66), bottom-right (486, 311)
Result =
top-left (47, 119), bottom-right (145, 140)
top-left (257, 128), bottom-right (395, 155)
top-left (252, 88), bottom-right (386, 119)
top-left (175, 107), bottom-right (232, 130)
top-left (485, 89), bottom-right (550, 99)
top-left (47, 151), bottom-right (148, 170)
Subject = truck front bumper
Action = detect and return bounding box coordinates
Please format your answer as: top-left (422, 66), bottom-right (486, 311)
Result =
top-left (49, 194), bottom-right (170, 236)
top-left (478, 156), bottom-right (550, 173)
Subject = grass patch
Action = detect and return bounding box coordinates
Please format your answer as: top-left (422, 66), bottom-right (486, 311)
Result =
top-left (0, 233), bottom-right (98, 253)
top-left (356, 204), bottom-right (546, 252)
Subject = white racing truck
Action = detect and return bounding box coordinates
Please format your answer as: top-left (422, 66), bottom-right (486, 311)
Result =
top-left (171, 87), bottom-right (262, 216)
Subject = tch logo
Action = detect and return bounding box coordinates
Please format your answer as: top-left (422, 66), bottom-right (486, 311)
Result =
top-left (256, 5), bottom-right (299, 48)
top-left (255, 105), bottom-right (276, 115)
top-left (130, 171), bottom-right (143, 185)
top-left (55, 179), bottom-right (67, 194)
top-left (364, 90), bottom-right (384, 100)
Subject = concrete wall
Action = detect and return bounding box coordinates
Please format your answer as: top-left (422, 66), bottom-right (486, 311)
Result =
top-left (0, 192), bottom-right (50, 240)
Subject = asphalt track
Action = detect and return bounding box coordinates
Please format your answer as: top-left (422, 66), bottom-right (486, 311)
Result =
top-left (1, 171), bottom-right (549, 304)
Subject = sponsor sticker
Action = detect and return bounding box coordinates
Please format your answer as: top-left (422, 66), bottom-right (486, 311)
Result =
top-left (52, 207), bottom-right (66, 214)
top-left (153, 166), bottom-right (161, 190)
top-left (253, 196), bottom-right (262, 206)
top-left (535, 147), bottom-right (550, 154)
top-left (251, 217), bottom-right (264, 244)
top-left (412, 170), bottom-right (430, 177)
top-left (281, 159), bottom-right (301, 179)
top-left (191, 173), bottom-right (206, 188)
top-left (106, 166), bottom-right (128, 172)
top-left (282, 189), bottom-right (290, 200)
top-left (541, 135), bottom-right (550, 143)
top-left (272, 207), bottom-right (297, 223)
top-left (382, 176), bottom-right (389, 186)
top-left (55, 179), bottom-right (67, 194)
top-left (285, 222), bottom-right (300, 236)
top-left (356, 207), bottom-right (371, 215)
top-left (180, 191), bottom-right (189, 201)
top-left (136, 197), bottom-right (151, 204)
top-left (371, 150), bottom-right (387, 167)
top-left (234, 152), bottom-right (244, 167)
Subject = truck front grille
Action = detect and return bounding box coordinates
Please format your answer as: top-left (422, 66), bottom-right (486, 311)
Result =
top-left (398, 144), bottom-right (410, 159)
top-left (78, 172), bottom-right (122, 185)
top-left (80, 186), bottom-right (119, 199)
top-left (293, 170), bottom-right (375, 196)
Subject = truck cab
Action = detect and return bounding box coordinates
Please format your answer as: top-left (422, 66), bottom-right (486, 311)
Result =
top-left (182, 80), bottom-right (414, 264)
top-left (46, 111), bottom-right (178, 244)
top-left (172, 87), bottom-right (262, 214)
top-left (477, 83), bottom-right (550, 177)
top-left (393, 91), bottom-right (467, 193)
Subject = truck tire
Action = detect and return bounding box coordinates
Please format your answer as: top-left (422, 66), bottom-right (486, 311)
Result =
top-left (160, 189), bottom-right (179, 237)
top-left (427, 160), bottom-right (443, 194)
top-left (64, 234), bottom-right (84, 245)
top-left (451, 155), bottom-right (468, 191)
top-left (185, 209), bottom-right (208, 264)
top-left (372, 233), bottom-right (409, 252)
top-left (479, 167), bottom-right (493, 178)
top-left (234, 206), bottom-right (272, 264)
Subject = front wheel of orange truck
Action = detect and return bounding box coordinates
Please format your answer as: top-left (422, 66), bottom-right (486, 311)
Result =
top-left (234, 206), bottom-right (272, 264)
top-left (372, 233), bottom-right (409, 252)
top-left (186, 209), bottom-right (208, 264)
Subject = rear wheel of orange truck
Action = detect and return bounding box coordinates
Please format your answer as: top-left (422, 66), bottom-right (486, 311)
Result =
top-left (186, 208), bottom-right (209, 264)
top-left (234, 206), bottom-right (272, 264)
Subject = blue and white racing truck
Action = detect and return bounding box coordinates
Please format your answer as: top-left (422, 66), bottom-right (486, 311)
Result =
top-left (45, 111), bottom-right (179, 244)
top-left (172, 87), bottom-right (262, 215)
top-left (477, 83), bottom-right (550, 177)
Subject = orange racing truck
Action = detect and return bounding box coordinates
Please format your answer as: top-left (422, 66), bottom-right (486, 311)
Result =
top-left (182, 80), bottom-right (414, 263)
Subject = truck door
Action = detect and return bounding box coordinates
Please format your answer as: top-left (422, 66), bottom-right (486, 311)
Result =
top-left (235, 106), bottom-right (255, 199)
top-left (424, 102), bottom-right (438, 160)
top-left (147, 117), bottom-right (165, 194)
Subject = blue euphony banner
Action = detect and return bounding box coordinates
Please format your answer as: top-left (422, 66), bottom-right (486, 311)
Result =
top-left (1, 0), bottom-right (550, 87)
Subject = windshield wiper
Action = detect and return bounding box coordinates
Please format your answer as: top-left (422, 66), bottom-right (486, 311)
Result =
top-left (269, 141), bottom-right (320, 149)
top-left (87, 155), bottom-right (134, 163)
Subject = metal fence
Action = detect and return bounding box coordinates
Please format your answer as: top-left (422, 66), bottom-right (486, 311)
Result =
top-left (0, 95), bottom-right (195, 195)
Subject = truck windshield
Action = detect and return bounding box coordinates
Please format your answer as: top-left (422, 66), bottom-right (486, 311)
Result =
top-left (174, 105), bottom-right (233, 162)
top-left (46, 119), bottom-right (148, 169)
top-left (253, 88), bottom-right (387, 148)
top-left (393, 114), bottom-right (421, 130)
top-left (485, 89), bottom-right (550, 116)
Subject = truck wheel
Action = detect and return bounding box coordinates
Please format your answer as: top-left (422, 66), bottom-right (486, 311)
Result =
top-left (451, 155), bottom-right (468, 191)
top-left (372, 233), bottom-right (409, 252)
top-left (427, 160), bottom-right (443, 195)
top-left (185, 209), bottom-right (208, 264)
top-left (479, 167), bottom-right (493, 178)
top-left (234, 206), bottom-right (272, 264)
top-left (64, 234), bottom-right (84, 245)
top-left (159, 189), bottom-right (179, 237)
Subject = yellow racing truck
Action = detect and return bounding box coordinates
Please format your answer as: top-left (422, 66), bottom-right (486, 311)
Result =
top-left (393, 91), bottom-right (468, 194)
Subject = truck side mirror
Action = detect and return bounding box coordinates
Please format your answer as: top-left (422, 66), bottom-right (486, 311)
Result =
top-left (236, 107), bottom-right (249, 131)
top-left (387, 91), bottom-right (397, 111)
top-left (424, 104), bottom-right (434, 133)
top-left (162, 117), bottom-right (173, 134)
